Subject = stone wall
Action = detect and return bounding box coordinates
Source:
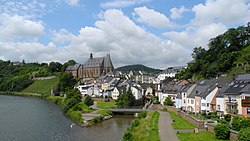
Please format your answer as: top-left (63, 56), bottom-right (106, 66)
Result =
top-left (177, 111), bottom-right (205, 129)
top-left (230, 130), bottom-right (238, 141)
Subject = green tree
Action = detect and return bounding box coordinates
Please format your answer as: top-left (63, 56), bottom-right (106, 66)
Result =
top-left (164, 96), bottom-right (174, 106)
top-left (214, 124), bottom-right (230, 140)
top-left (58, 72), bottom-right (77, 92)
top-left (116, 88), bottom-right (135, 107)
top-left (48, 62), bottom-right (62, 72)
top-left (84, 95), bottom-right (94, 107)
top-left (238, 127), bottom-right (250, 141)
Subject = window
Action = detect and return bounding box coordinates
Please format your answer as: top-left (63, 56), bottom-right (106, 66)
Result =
top-left (191, 100), bottom-right (194, 104)
top-left (217, 105), bottom-right (220, 111)
top-left (202, 103), bottom-right (206, 106)
top-left (207, 103), bottom-right (209, 107)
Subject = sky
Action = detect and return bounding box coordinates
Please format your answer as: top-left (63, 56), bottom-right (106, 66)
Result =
top-left (0, 0), bottom-right (249, 69)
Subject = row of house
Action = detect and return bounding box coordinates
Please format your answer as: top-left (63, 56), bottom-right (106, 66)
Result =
top-left (76, 73), bottom-right (149, 101)
top-left (158, 74), bottom-right (250, 117)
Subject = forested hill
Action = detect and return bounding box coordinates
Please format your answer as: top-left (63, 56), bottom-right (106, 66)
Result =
top-left (0, 60), bottom-right (75, 92)
top-left (115, 64), bottom-right (162, 74)
top-left (176, 23), bottom-right (250, 80)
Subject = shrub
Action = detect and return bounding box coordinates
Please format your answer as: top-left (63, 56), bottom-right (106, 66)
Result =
top-left (238, 127), bottom-right (250, 141)
top-left (214, 124), bottom-right (230, 140)
top-left (240, 118), bottom-right (250, 129)
top-left (232, 116), bottom-right (241, 131)
top-left (132, 118), bottom-right (140, 127)
top-left (123, 131), bottom-right (132, 141)
top-left (84, 95), bottom-right (94, 107)
top-left (224, 114), bottom-right (231, 123)
top-left (138, 112), bottom-right (147, 119)
top-left (164, 96), bottom-right (174, 106)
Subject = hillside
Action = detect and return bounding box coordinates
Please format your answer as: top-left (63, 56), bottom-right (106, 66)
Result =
top-left (22, 76), bottom-right (59, 94)
top-left (115, 64), bottom-right (162, 74)
top-left (176, 23), bottom-right (250, 80)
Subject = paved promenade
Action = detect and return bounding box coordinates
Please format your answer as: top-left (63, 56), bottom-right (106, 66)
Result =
top-left (158, 111), bottom-right (179, 141)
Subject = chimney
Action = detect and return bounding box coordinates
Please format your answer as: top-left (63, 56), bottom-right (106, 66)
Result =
top-left (90, 53), bottom-right (93, 59)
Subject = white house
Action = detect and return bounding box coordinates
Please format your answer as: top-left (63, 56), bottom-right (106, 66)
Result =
top-left (200, 87), bottom-right (218, 113)
top-left (77, 84), bottom-right (100, 97)
top-left (131, 85), bottom-right (144, 100)
top-left (111, 87), bottom-right (120, 100)
top-left (157, 66), bottom-right (185, 79)
top-left (175, 93), bottom-right (182, 108)
top-left (145, 87), bottom-right (153, 96)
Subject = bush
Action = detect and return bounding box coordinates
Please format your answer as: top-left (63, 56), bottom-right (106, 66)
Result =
top-left (132, 118), bottom-right (140, 127)
top-left (138, 112), bottom-right (147, 119)
top-left (164, 96), bottom-right (174, 106)
top-left (84, 95), bottom-right (94, 107)
top-left (238, 127), bottom-right (250, 141)
top-left (214, 124), bottom-right (230, 140)
top-left (232, 116), bottom-right (242, 131)
top-left (224, 114), bottom-right (231, 123)
top-left (123, 131), bottom-right (132, 141)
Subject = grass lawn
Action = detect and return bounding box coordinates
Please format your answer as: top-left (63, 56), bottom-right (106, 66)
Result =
top-left (168, 111), bottom-right (197, 129)
top-left (96, 109), bottom-right (113, 116)
top-left (22, 76), bottom-right (59, 94)
top-left (125, 111), bottom-right (160, 141)
top-left (177, 131), bottom-right (230, 141)
top-left (95, 99), bottom-right (117, 109)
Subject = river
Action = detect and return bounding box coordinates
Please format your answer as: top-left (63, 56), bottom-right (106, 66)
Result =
top-left (0, 95), bottom-right (133, 141)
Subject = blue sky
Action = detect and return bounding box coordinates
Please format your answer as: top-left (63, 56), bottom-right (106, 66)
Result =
top-left (0, 0), bottom-right (249, 69)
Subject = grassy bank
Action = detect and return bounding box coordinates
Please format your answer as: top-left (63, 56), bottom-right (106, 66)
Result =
top-left (0, 91), bottom-right (43, 97)
top-left (123, 111), bottom-right (160, 141)
top-left (177, 131), bottom-right (230, 141)
top-left (168, 110), bottom-right (196, 129)
top-left (95, 99), bottom-right (117, 109)
top-left (166, 110), bottom-right (227, 141)
top-left (22, 76), bottom-right (59, 94)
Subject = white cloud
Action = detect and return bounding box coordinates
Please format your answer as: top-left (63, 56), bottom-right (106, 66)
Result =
top-left (170, 6), bottom-right (189, 20)
top-left (65, 0), bottom-right (79, 6)
top-left (0, 9), bottom-right (189, 68)
top-left (192, 0), bottom-right (250, 25)
top-left (134, 6), bottom-right (176, 29)
top-left (100, 0), bottom-right (151, 8)
top-left (0, 13), bottom-right (44, 41)
top-left (0, 1), bottom-right (48, 19)
top-left (51, 29), bottom-right (76, 44)
top-left (164, 23), bottom-right (227, 49)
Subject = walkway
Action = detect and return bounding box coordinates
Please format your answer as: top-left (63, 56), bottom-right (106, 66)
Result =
top-left (158, 111), bottom-right (179, 141)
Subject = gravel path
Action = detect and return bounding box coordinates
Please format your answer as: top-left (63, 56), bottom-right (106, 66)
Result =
top-left (158, 111), bottom-right (179, 141)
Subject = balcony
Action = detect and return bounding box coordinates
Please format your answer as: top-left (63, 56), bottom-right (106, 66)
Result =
top-left (226, 108), bottom-right (238, 115)
top-left (242, 98), bottom-right (250, 107)
top-left (225, 99), bottom-right (238, 105)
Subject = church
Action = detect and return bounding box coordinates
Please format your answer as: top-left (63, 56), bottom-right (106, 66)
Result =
top-left (66, 53), bottom-right (114, 79)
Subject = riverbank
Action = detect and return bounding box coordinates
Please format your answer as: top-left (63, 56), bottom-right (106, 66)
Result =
top-left (0, 92), bottom-right (113, 126)
top-left (123, 111), bottom-right (160, 141)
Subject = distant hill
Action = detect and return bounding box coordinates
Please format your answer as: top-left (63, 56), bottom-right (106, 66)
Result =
top-left (115, 64), bottom-right (162, 74)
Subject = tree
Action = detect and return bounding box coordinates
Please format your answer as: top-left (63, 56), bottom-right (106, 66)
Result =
top-left (191, 46), bottom-right (206, 60)
top-left (58, 72), bottom-right (77, 92)
top-left (116, 88), bottom-right (135, 107)
top-left (164, 96), bottom-right (174, 106)
top-left (84, 95), bottom-right (94, 107)
top-left (214, 124), bottom-right (230, 140)
top-left (238, 127), bottom-right (250, 141)
top-left (48, 62), bottom-right (62, 72)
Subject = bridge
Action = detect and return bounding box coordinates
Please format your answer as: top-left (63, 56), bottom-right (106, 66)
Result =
top-left (109, 106), bottom-right (151, 113)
